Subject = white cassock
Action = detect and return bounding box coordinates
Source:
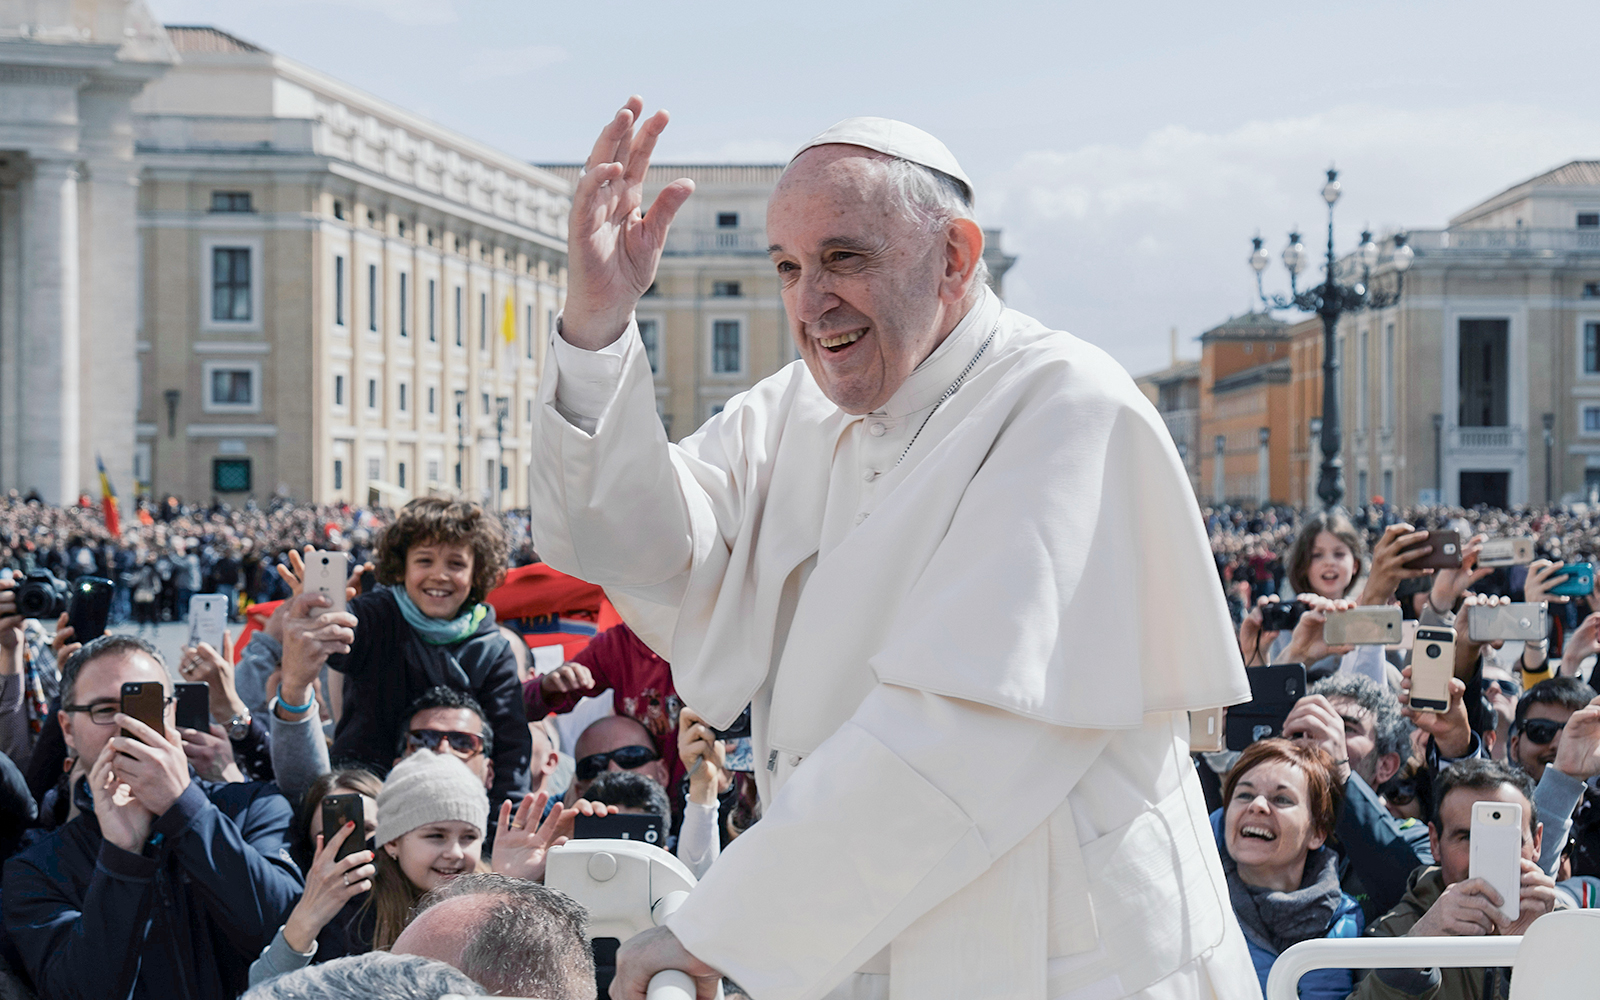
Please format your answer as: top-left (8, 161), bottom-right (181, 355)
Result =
top-left (530, 285), bottom-right (1263, 1000)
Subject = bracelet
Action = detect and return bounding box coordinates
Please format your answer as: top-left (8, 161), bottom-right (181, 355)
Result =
top-left (275, 683), bottom-right (314, 714)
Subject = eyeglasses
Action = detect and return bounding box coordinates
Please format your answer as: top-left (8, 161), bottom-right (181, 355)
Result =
top-left (1480, 678), bottom-right (1520, 699)
top-left (576, 744), bottom-right (659, 782)
top-left (1516, 717), bottom-right (1564, 746)
top-left (62, 698), bottom-right (174, 726)
top-left (404, 729), bottom-right (486, 758)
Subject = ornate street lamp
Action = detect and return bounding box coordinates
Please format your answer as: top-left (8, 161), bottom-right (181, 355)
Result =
top-left (1250, 167), bottom-right (1413, 510)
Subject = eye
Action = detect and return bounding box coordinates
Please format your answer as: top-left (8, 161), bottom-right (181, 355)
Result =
top-left (774, 260), bottom-right (796, 274)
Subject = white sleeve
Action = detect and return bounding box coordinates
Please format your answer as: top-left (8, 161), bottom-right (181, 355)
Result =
top-left (549, 315), bottom-right (632, 434)
top-left (675, 800), bottom-right (722, 880)
top-left (665, 685), bottom-right (1112, 1000)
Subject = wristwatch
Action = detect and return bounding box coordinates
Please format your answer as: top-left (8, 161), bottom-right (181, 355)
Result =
top-left (227, 712), bottom-right (252, 741)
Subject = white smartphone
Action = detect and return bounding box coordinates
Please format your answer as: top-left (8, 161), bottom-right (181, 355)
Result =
top-left (1385, 619), bottom-right (1421, 652)
top-left (1188, 708), bottom-right (1225, 753)
top-left (1324, 606), bottom-right (1402, 645)
top-left (188, 594), bottom-right (228, 652)
top-left (1410, 626), bottom-right (1455, 712)
top-left (1469, 800), bottom-right (1523, 923)
top-left (302, 550), bottom-right (350, 615)
top-left (1477, 537), bottom-right (1535, 568)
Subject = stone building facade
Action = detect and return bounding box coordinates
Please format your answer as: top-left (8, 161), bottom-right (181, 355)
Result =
top-left (1196, 313), bottom-right (1293, 505)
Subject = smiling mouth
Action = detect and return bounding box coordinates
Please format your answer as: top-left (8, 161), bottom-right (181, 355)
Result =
top-left (430, 866), bottom-right (466, 878)
top-left (1240, 825), bottom-right (1277, 841)
top-left (820, 329), bottom-right (866, 352)
top-left (422, 588), bottom-right (454, 600)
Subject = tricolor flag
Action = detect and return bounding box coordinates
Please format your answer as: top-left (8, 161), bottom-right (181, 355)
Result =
top-left (502, 295), bottom-right (516, 345)
top-left (96, 455), bottom-right (120, 538)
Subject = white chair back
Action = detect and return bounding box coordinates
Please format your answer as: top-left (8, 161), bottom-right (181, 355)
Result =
top-left (1508, 909), bottom-right (1600, 999)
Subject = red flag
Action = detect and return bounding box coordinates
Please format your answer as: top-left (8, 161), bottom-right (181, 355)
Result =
top-left (96, 455), bottom-right (120, 538)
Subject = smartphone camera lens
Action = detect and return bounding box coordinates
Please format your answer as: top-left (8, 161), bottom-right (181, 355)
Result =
top-left (1492, 811), bottom-right (1502, 820)
top-left (1426, 643), bottom-right (1441, 658)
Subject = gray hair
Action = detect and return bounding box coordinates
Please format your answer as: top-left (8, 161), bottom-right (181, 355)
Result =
top-left (240, 952), bottom-right (481, 1000)
top-left (59, 633), bottom-right (166, 708)
top-left (882, 157), bottom-right (990, 288)
top-left (1310, 672), bottom-right (1413, 764)
top-left (414, 873), bottom-right (595, 1000)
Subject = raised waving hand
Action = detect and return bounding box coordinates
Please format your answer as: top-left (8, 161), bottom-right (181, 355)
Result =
top-left (563, 96), bottom-right (695, 350)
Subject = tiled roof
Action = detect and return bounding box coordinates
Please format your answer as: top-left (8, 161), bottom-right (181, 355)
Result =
top-left (163, 25), bottom-right (265, 54)
top-left (1199, 312), bottom-right (1288, 341)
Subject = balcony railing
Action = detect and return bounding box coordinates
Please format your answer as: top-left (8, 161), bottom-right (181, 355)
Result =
top-left (1449, 426), bottom-right (1524, 450)
top-left (1405, 228), bottom-right (1600, 254)
top-left (663, 228), bottom-right (768, 255)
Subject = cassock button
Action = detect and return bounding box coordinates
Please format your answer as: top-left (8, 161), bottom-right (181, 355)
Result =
top-left (863, 469), bottom-right (879, 482)
top-left (868, 422), bottom-right (887, 437)
top-left (855, 512), bottom-right (869, 524)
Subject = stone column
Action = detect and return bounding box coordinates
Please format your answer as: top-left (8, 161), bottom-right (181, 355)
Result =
top-left (79, 156), bottom-right (141, 497)
top-left (19, 157), bottom-right (80, 503)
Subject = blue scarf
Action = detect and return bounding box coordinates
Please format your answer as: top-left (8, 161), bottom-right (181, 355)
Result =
top-left (387, 584), bottom-right (487, 646)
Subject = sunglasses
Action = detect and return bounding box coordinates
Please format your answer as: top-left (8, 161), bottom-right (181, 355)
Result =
top-left (1480, 678), bottom-right (1519, 699)
top-left (576, 744), bottom-right (658, 782)
top-left (1516, 717), bottom-right (1564, 746)
top-left (405, 729), bottom-right (486, 758)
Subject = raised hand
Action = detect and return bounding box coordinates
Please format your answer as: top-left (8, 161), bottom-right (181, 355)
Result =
top-left (89, 739), bottom-right (153, 853)
top-left (539, 662), bottom-right (595, 699)
top-left (282, 825), bottom-right (376, 953)
top-left (1358, 523), bottom-right (1431, 606)
top-left (277, 546), bottom-right (370, 602)
top-left (181, 723), bottom-right (243, 783)
top-left (491, 792), bottom-right (567, 883)
top-left (1276, 595), bottom-right (1355, 665)
top-left (1523, 559), bottom-right (1571, 607)
top-left (1398, 665), bottom-right (1474, 759)
top-left (1282, 695), bottom-right (1352, 785)
top-left (110, 713), bottom-right (192, 816)
top-left (678, 707), bottom-right (729, 805)
top-left (1430, 533), bottom-right (1493, 612)
top-left (1504, 857), bottom-right (1558, 937)
top-left (1410, 877), bottom-right (1509, 937)
top-left (563, 97), bottom-right (695, 350)
top-left (1555, 695), bottom-right (1600, 780)
top-left (279, 593), bottom-right (357, 714)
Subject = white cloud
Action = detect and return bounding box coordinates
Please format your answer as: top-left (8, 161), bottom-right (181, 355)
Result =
top-left (314, 0), bottom-right (460, 26)
top-left (662, 137), bottom-right (794, 163)
top-left (982, 103), bottom-right (1600, 377)
top-left (459, 44), bottom-right (568, 82)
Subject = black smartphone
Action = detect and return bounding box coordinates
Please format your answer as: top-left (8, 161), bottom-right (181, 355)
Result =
top-left (1259, 600), bottom-right (1306, 632)
top-left (174, 682), bottom-right (211, 732)
top-left (321, 793), bottom-right (366, 861)
top-left (711, 704), bottom-right (753, 741)
top-left (573, 811), bottom-right (666, 847)
top-left (1225, 663), bottom-right (1308, 751)
top-left (67, 576), bottom-right (114, 644)
top-left (120, 681), bottom-right (166, 743)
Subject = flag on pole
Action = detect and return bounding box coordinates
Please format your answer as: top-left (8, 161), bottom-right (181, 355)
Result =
top-left (96, 454), bottom-right (120, 538)
top-left (501, 295), bottom-right (516, 345)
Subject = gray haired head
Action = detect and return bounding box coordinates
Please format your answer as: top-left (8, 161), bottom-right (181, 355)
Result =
top-left (1310, 672), bottom-right (1413, 771)
top-left (239, 951), bottom-right (481, 1000)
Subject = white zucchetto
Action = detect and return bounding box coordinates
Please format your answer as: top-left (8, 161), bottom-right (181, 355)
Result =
top-left (790, 116), bottom-right (974, 203)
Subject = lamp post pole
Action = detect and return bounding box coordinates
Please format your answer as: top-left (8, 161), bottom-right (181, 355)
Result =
top-left (1543, 412), bottom-right (1555, 506)
top-left (1250, 168), bottom-right (1413, 511)
top-left (453, 390), bottom-right (466, 492)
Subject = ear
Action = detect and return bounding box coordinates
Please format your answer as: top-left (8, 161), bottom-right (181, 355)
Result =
top-left (938, 218), bottom-right (985, 306)
top-left (1375, 752), bottom-right (1402, 786)
top-left (1532, 819), bottom-right (1543, 858)
top-left (1427, 822), bottom-right (1441, 864)
top-left (483, 759), bottom-right (494, 791)
top-left (1483, 727), bottom-right (1499, 759)
top-left (58, 708), bottom-right (76, 754)
top-left (385, 843), bottom-right (399, 860)
top-left (1307, 829), bottom-right (1328, 852)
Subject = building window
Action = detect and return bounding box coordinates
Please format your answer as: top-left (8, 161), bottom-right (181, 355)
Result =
top-left (481, 391), bottom-right (490, 415)
top-left (210, 368), bottom-right (253, 406)
top-left (211, 191), bottom-right (252, 213)
top-left (427, 278), bottom-right (437, 341)
top-left (367, 263), bottom-right (378, 332)
top-left (333, 199), bottom-right (344, 221)
top-left (712, 281), bottom-right (741, 297)
top-left (333, 459), bottom-right (343, 490)
top-left (397, 462), bottom-right (407, 489)
top-left (1586, 406), bottom-right (1600, 433)
top-left (334, 255), bottom-right (345, 326)
top-left (1382, 323), bottom-right (1395, 430)
top-left (399, 272), bottom-right (409, 337)
top-left (398, 383), bottom-right (408, 412)
top-left (712, 319), bottom-right (741, 374)
top-left (454, 287), bottom-right (463, 346)
top-left (1585, 283), bottom-right (1600, 299)
top-left (368, 458), bottom-right (381, 481)
top-left (212, 247), bottom-right (252, 322)
top-left (427, 386), bottom-right (436, 414)
top-left (546, 309), bottom-right (555, 346)
top-left (213, 458), bottom-right (251, 493)
top-left (717, 212), bottom-right (738, 228)
top-left (427, 460), bottom-right (440, 483)
top-left (526, 398), bottom-right (532, 422)
top-left (479, 291), bottom-right (487, 349)
top-left (639, 318), bottom-right (660, 374)
top-left (1587, 323), bottom-right (1600, 374)
top-left (526, 305), bottom-right (534, 359)
top-left (1580, 213), bottom-right (1600, 229)
top-left (367, 378), bottom-right (378, 410)
top-left (334, 374), bottom-right (345, 407)
top-left (499, 463), bottom-right (508, 491)
top-left (1357, 328), bottom-right (1368, 432)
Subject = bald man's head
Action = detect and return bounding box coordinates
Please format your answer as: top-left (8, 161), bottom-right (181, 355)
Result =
top-left (570, 715), bottom-right (666, 800)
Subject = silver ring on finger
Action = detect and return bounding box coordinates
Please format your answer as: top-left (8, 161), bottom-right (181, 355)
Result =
top-left (343, 875), bottom-right (351, 886)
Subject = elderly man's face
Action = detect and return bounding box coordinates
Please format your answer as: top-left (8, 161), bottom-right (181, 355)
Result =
top-left (767, 146), bottom-right (960, 415)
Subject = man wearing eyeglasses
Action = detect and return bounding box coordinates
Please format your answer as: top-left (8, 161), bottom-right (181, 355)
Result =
top-left (566, 715), bottom-right (668, 803)
top-left (396, 686), bottom-right (496, 791)
top-left (1505, 677), bottom-right (1600, 876)
top-left (2, 634), bottom-right (304, 1000)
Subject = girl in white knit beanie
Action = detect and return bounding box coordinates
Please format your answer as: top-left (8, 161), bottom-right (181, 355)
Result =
top-left (367, 751), bottom-right (490, 950)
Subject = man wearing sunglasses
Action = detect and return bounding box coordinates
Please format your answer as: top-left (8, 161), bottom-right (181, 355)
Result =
top-left (395, 686), bottom-right (496, 792)
top-left (1504, 677), bottom-right (1600, 877)
top-left (567, 715), bottom-right (668, 803)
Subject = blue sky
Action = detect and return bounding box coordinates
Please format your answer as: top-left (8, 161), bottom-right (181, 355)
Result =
top-left (150, 0), bottom-right (1600, 375)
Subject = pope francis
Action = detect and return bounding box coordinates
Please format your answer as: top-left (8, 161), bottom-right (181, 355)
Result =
top-left (529, 97), bottom-right (1263, 1000)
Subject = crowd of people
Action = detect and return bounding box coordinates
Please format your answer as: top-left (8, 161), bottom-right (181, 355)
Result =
top-left (0, 492), bottom-right (1597, 1000)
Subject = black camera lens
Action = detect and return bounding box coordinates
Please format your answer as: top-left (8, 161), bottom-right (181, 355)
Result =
top-left (1425, 643), bottom-right (1441, 658)
top-left (15, 570), bottom-right (69, 619)
top-left (1492, 811), bottom-right (1501, 820)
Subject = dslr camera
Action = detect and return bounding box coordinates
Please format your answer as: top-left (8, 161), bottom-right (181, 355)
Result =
top-left (15, 569), bottom-right (70, 619)
top-left (1259, 599), bottom-right (1307, 632)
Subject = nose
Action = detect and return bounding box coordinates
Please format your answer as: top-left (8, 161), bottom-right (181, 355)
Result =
top-left (793, 269), bottom-right (838, 327)
top-left (443, 839), bottom-right (465, 859)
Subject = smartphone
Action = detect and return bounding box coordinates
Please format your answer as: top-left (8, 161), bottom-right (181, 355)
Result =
top-left (174, 681), bottom-right (211, 732)
top-left (1467, 602), bottom-right (1549, 643)
top-left (573, 811), bottom-right (666, 847)
top-left (1324, 606), bottom-right (1403, 646)
top-left (1385, 619), bottom-right (1421, 653)
top-left (303, 551), bottom-right (351, 615)
top-left (1478, 537), bottom-right (1535, 568)
top-left (188, 594), bottom-right (228, 653)
top-left (1412, 530), bottom-right (1462, 570)
top-left (119, 681), bottom-right (166, 743)
top-left (710, 704), bottom-right (752, 741)
top-left (1188, 708), bottom-right (1226, 752)
top-left (321, 793), bottom-right (367, 861)
top-left (1225, 663), bottom-right (1308, 751)
top-left (1548, 562), bottom-right (1596, 598)
top-left (1259, 600), bottom-right (1306, 633)
top-left (67, 576), bottom-right (114, 644)
top-left (1469, 800), bottom-right (1523, 923)
top-left (1410, 626), bottom-right (1455, 712)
